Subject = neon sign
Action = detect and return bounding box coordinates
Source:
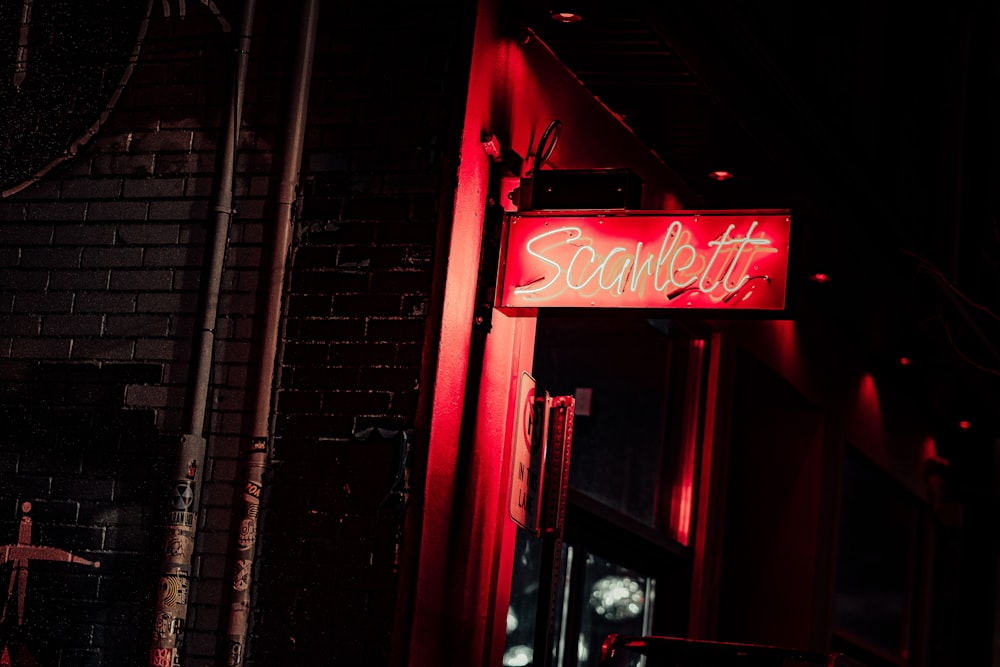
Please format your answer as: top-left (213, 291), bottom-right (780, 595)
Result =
top-left (496, 211), bottom-right (790, 310)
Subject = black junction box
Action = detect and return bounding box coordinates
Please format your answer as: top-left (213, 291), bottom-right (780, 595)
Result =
top-left (520, 168), bottom-right (643, 211)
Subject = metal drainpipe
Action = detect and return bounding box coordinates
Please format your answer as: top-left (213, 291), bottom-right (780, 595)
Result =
top-left (149, 1), bottom-right (257, 665)
top-left (222, 1), bottom-right (319, 665)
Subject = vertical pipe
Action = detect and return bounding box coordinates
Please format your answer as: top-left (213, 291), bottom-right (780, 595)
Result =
top-left (149, 2), bottom-right (257, 666)
top-left (222, 1), bottom-right (318, 664)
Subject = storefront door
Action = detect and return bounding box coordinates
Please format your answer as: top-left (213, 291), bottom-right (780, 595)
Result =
top-left (503, 312), bottom-right (711, 666)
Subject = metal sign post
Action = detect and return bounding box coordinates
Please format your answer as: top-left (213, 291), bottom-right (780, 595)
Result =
top-left (533, 395), bottom-right (575, 667)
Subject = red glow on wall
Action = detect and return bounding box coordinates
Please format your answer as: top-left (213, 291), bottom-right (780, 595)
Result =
top-left (497, 211), bottom-right (791, 310)
top-left (958, 420), bottom-right (971, 430)
top-left (669, 339), bottom-right (705, 546)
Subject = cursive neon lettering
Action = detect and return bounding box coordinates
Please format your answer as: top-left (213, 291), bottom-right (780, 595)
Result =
top-left (505, 216), bottom-right (785, 308)
top-left (514, 227), bottom-right (573, 295)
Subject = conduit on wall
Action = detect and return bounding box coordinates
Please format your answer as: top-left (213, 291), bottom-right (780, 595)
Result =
top-left (148, 1), bottom-right (257, 665)
top-left (222, 1), bottom-right (319, 665)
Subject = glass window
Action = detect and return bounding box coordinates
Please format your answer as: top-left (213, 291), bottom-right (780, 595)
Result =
top-left (504, 312), bottom-right (708, 666)
top-left (531, 314), bottom-right (700, 531)
top-left (576, 553), bottom-right (654, 667)
top-left (833, 449), bottom-right (920, 661)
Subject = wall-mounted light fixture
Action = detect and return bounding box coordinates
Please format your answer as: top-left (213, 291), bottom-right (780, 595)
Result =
top-left (550, 9), bottom-right (582, 22)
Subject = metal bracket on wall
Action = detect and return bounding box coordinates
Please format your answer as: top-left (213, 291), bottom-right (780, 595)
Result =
top-left (473, 161), bottom-right (520, 334)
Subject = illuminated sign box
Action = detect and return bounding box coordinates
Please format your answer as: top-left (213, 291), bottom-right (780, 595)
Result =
top-left (496, 211), bottom-right (791, 310)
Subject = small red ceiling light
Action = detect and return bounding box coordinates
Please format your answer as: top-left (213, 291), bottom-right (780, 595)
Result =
top-left (708, 170), bottom-right (734, 181)
top-left (958, 420), bottom-right (971, 430)
top-left (898, 356), bottom-right (912, 367)
top-left (550, 10), bottom-right (583, 22)
top-left (809, 272), bottom-right (831, 284)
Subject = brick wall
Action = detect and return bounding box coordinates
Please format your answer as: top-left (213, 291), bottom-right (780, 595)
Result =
top-left (1, 1), bottom-right (474, 665)
top-left (0, 3), bottom-right (270, 664)
top-left (247, 2), bottom-right (473, 665)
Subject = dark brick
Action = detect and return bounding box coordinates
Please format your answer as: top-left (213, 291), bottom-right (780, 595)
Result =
top-left (156, 151), bottom-right (217, 175)
top-left (328, 342), bottom-right (396, 366)
top-left (143, 247), bottom-right (195, 267)
top-left (215, 341), bottom-right (252, 365)
top-left (48, 270), bottom-right (111, 290)
top-left (110, 270), bottom-right (173, 291)
top-left (235, 221), bottom-right (265, 244)
top-left (410, 193), bottom-right (440, 222)
top-left (129, 129), bottom-right (193, 152)
top-left (11, 337), bottom-right (72, 358)
top-left (0, 315), bottom-right (41, 336)
top-left (184, 176), bottom-right (216, 198)
top-left (105, 314), bottom-right (171, 337)
top-left (168, 315), bottom-right (196, 338)
top-left (26, 201), bottom-right (88, 222)
top-left (336, 245), bottom-right (377, 269)
top-left (282, 342), bottom-right (328, 365)
top-left (321, 390), bottom-right (392, 414)
top-left (275, 413), bottom-right (355, 437)
top-left (0, 269), bottom-right (49, 290)
top-left (285, 318), bottom-right (366, 342)
top-left (11, 180), bottom-right (61, 200)
top-left (218, 292), bottom-right (258, 315)
top-left (332, 293), bottom-right (402, 317)
top-left (395, 342), bottom-right (422, 367)
top-left (60, 179), bottom-right (124, 200)
top-left (235, 152), bottom-right (273, 174)
top-left (376, 220), bottom-right (436, 244)
top-left (136, 292), bottom-right (199, 313)
top-left (276, 390), bottom-right (323, 413)
top-left (13, 292), bottom-right (73, 313)
top-left (382, 170), bottom-right (438, 194)
top-left (51, 478), bottom-right (116, 502)
top-left (148, 199), bottom-right (210, 220)
top-left (115, 224), bottom-right (180, 245)
top-left (90, 153), bottom-right (155, 177)
top-left (122, 178), bottom-right (187, 199)
top-left (124, 384), bottom-right (171, 408)
top-left (293, 246), bottom-right (343, 270)
top-left (299, 222), bottom-right (378, 246)
top-left (286, 294), bottom-right (332, 318)
top-left (135, 337), bottom-right (187, 361)
top-left (74, 292), bottom-right (137, 313)
top-left (343, 197), bottom-right (409, 221)
top-left (226, 246), bottom-right (262, 267)
top-left (396, 244), bottom-right (433, 268)
top-left (234, 198), bottom-right (267, 221)
top-left (287, 366), bottom-right (361, 390)
top-left (42, 314), bottom-right (105, 336)
top-left (400, 295), bottom-right (427, 316)
top-left (358, 367), bottom-right (418, 392)
top-left (0, 248), bottom-right (18, 266)
top-left (20, 247), bottom-right (83, 269)
top-left (0, 202), bottom-right (27, 222)
top-left (369, 269), bottom-right (431, 294)
top-left (53, 224), bottom-right (118, 246)
top-left (351, 414), bottom-right (408, 433)
top-left (189, 130), bottom-right (220, 152)
top-left (366, 317), bottom-right (425, 342)
top-left (291, 269), bottom-right (369, 294)
top-left (80, 247), bottom-right (144, 268)
top-left (0, 224), bottom-right (53, 244)
top-left (87, 201), bottom-right (150, 221)
top-left (302, 196), bottom-right (346, 220)
top-left (70, 338), bottom-right (136, 360)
